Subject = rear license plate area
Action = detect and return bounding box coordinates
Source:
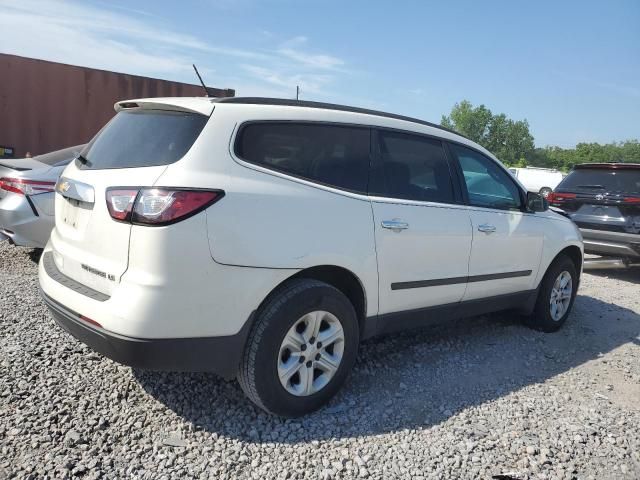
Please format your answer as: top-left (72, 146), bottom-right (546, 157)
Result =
top-left (62, 198), bottom-right (81, 228)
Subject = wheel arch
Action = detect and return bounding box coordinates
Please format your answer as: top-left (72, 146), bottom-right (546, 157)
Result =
top-left (258, 265), bottom-right (368, 337)
top-left (555, 245), bottom-right (583, 275)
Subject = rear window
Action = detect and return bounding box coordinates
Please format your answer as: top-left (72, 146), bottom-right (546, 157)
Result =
top-left (79, 110), bottom-right (208, 170)
top-left (235, 122), bottom-right (370, 193)
top-left (559, 168), bottom-right (640, 194)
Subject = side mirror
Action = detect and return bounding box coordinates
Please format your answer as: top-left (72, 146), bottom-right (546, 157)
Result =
top-left (527, 191), bottom-right (549, 212)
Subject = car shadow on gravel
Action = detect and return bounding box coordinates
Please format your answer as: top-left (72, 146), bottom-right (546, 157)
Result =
top-left (25, 247), bottom-right (43, 264)
top-left (133, 293), bottom-right (640, 443)
top-left (585, 266), bottom-right (640, 284)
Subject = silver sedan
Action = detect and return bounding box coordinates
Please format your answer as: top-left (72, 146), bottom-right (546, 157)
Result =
top-left (0, 146), bottom-right (82, 248)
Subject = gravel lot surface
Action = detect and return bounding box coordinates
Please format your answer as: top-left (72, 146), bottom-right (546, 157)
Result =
top-left (1, 242), bottom-right (639, 480)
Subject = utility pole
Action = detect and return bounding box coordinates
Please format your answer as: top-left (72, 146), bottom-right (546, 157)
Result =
top-left (296, 85), bottom-right (300, 100)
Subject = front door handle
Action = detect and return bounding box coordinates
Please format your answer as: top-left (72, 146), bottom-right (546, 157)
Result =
top-left (477, 223), bottom-right (496, 233)
top-left (381, 219), bottom-right (409, 231)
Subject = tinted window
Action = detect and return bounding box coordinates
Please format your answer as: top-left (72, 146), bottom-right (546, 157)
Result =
top-left (236, 123), bottom-right (370, 193)
top-left (558, 169), bottom-right (640, 194)
top-left (451, 144), bottom-right (522, 210)
top-left (79, 110), bottom-right (208, 170)
top-left (371, 131), bottom-right (454, 203)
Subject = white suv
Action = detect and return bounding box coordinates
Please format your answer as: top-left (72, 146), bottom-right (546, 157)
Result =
top-left (39, 97), bottom-right (583, 417)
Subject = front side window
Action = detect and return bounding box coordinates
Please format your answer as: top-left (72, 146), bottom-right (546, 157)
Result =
top-left (235, 123), bottom-right (370, 193)
top-left (370, 130), bottom-right (455, 203)
top-left (450, 144), bottom-right (522, 210)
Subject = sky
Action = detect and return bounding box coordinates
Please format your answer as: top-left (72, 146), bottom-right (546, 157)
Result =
top-left (1, 0), bottom-right (639, 147)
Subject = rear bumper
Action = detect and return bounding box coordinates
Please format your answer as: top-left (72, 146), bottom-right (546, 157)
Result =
top-left (0, 192), bottom-right (53, 248)
top-left (580, 228), bottom-right (640, 258)
top-left (41, 290), bottom-right (252, 379)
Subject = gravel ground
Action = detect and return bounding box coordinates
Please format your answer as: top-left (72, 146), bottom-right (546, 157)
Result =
top-left (1, 242), bottom-right (639, 480)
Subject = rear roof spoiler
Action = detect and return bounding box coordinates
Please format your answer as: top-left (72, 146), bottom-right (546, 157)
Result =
top-left (114, 98), bottom-right (215, 116)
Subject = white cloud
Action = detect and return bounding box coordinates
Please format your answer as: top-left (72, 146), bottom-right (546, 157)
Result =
top-left (241, 64), bottom-right (333, 95)
top-left (277, 48), bottom-right (345, 70)
top-left (277, 36), bottom-right (344, 70)
top-left (0, 0), bottom-right (352, 98)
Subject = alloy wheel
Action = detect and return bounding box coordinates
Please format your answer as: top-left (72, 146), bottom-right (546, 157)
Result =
top-left (550, 270), bottom-right (572, 321)
top-left (277, 311), bottom-right (345, 396)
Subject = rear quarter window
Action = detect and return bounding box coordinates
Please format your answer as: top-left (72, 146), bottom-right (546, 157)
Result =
top-left (235, 122), bottom-right (371, 193)
top-left (79, 110), bottom-right (208, 170)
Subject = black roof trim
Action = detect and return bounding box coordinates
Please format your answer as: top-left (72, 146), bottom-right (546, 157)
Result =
top-left (217, 97), bottom-right (467, 139)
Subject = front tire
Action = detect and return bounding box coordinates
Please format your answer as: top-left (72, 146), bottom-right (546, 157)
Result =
top-left (238, 278), bottom-right (359, 417)
top-left (525, 255), bottom-right (578, 332)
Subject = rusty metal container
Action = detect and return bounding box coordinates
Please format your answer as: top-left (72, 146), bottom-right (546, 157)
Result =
top-left (0, 54), bottom-right (234, 157)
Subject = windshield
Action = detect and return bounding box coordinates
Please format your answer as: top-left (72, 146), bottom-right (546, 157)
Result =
top-left (559, 168), bottom-right (640, 194)
top-left (79, 110), bottom-right (209, 170)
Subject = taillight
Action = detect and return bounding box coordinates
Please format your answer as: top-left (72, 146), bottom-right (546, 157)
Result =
top-left (547, 192), bottom-right (576, 204)
top-left (623, 196), bottom-right (640, 204)
top-left (0, 177), bottom-right (56, 195)
top-left (106, 188), bottom-right (224, 225)
top-left (106, 189), bottom-right (138, 221)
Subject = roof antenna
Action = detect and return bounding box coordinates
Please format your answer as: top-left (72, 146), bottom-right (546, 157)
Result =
top-left (192, 64), bottom-right (209, 97)
top-left (296, 85), bottom-right (300, 100)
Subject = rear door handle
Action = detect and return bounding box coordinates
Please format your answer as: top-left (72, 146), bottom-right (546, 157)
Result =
top-left (381, 220), bottom-right (409, 231)
top-left (477, 224), bottom-right (496, 233)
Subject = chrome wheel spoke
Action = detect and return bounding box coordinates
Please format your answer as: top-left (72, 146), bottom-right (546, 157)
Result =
top-left (282, 331), bottom-right (305, 350)
top-left (278, 358), bottom-right (303, 383)
top-left (316, 354), bottom-right (340, 374)
top-left (317, 325), bottom-right (342, 347)
top-left (299, 364), bottom-right (315, 396)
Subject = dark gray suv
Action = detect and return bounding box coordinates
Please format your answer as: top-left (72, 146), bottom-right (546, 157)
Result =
top-left (549, 163), bottom-right (640, 262)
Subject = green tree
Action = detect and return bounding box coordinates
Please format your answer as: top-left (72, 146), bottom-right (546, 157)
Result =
top-left (441, 100), bottom-right (534, 165)
top-left (530, 140), bottom-right (640, 171)
top-left (442, 100), bottom-right (639, 171)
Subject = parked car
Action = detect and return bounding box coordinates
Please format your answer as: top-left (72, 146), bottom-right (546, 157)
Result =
top-left (548, 163), bottom-right (640, 263)
top-left (508, 167), bottom-right (564, 197)
top-left (39, 97), bottom-right (583, 417)
top-left (0, 146), bottom-right (82, 248)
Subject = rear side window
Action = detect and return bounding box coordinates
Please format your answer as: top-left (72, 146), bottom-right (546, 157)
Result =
top-left (559, 169), bottom-right (640, 194)
top-left (235, 123), bottom-right (370, 193)
top-left (79, 110), bottom-right (208, 170)
top-left (370, 130), bottom-right (454, 203)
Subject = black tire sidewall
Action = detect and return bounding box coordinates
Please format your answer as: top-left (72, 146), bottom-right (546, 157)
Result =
top-left (251, 283), bottom-right (359, 417)
top-left (534, 256), bottom-right (578, 331)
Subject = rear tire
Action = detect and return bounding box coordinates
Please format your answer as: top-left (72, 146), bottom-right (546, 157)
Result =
top-left (525, 255), bottom-right (578, 332)
top-left (237, 278), bottom-right (359, 417)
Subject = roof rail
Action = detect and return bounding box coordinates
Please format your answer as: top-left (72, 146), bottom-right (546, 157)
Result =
top-left (217, 97), bottom-right (467, 139)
